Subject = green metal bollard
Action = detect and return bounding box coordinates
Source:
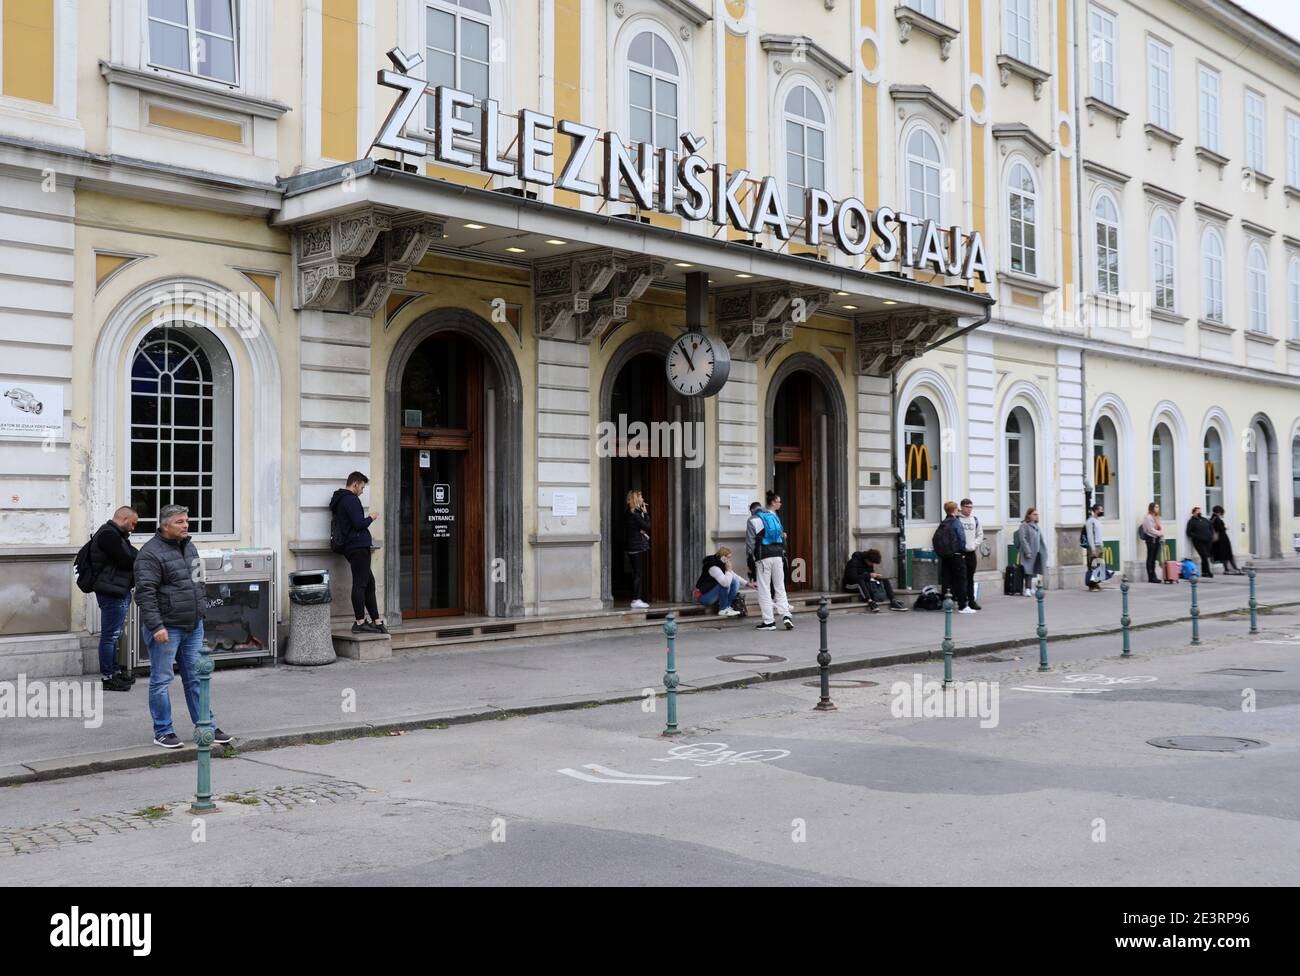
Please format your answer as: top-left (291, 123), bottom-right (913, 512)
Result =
top-left (1190, 575), bottom-right (1201, 646)
top-left (1035, 583), bottom-right (1050, 671)
top-left (190, 648), bottom-right (216, 815)
top-left (1248, 565), bottom-right (1259, 635)
top-left (941, 596), bottom-right (954, 689)
top-left (1120, 576), bottom-right (1131, 658)
top-left (814, 598), bottom-right (836, 711)
top-left (662, 613), bottom-right (681, 737)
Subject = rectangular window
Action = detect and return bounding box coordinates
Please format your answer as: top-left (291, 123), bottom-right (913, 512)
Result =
top-left (1288, 113), bottom-right (1300, 188)
top-left (147, 0), bottom-right (239, 84)
top-left (1005, 0), bottom-right (1034, 63)
top-left (1147, 37), bottom-right (1172, 131)
top-left (1245, 90), bottom-right (1266, 173)
top-left (1088, 6), bottom-right (1116, 105)
top-left (1198, 65), bottom-right (1220, 153)
top-left (425, 1), bottom-right (491, 136)
top-left (907, 0), bottom-right (941, 17)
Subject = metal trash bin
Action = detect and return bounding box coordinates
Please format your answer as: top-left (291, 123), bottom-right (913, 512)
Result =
top-left (284, 569), bottom-right (336, 666)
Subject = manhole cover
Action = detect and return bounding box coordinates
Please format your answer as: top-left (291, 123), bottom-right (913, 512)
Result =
top-left (1147, 736), bottom-right (1268, 752)
top-left (717, 653), bottom-right (788, 664)
top-left (1207, 668), bottom-right (1284, 675)
top-left (802, 679), bottom-right (879, 688)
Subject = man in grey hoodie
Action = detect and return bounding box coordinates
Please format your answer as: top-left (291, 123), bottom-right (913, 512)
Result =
top-left (1084, 503), bottom-right (1106, 591)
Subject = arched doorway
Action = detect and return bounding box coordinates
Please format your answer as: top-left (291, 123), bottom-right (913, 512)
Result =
top-left (384, 309), bottom-right (524, 623)
top-left (1004, 406), bottom-right (1037, 524)
top-left (765, 356), bottom-right (849, 593)
top-left (1247, 415), bottom-right (1279, 558)
top-left (599, 334), bottom-right (706, 607)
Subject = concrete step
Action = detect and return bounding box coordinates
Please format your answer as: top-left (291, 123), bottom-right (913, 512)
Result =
top-left (332, 590), bottom-right (864, 654)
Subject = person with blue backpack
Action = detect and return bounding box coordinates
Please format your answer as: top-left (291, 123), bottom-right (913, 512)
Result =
top-left (749, 491), bottom-right (793, 631)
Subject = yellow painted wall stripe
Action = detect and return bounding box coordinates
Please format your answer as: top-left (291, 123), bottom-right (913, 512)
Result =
top-left (554, 0), bottom-right (583, 207)
top-left (968, 0), bottom-right (983, 73)
top-left (426, 162), bottom-right (482, 186)
top-left (322, 0), bottom-right (359, 161)
top-left (147, 105), bottom-right (243, 142)
top-left (725, 29), bottom-right (747, 240)
top-left (1060, 154), bottom-right (1074, 292)
top-left (1057, 0), bottom-right (1070, 114)
top-left (861, 0), bottom-right (875, 30)
top-left (2, 0), bottom-right (55, 105)
top-left (861, 80), bottom-right (877, 211)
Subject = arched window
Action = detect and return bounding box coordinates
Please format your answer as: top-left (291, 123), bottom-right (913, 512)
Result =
top-left (1094, 193), bottom-right (1120, 295)
top-left (425, 0), bottom-right (494, 136)
top-left (1248, 244), bottom-right (1269, 334)
top-left (1005, 407), bottom-right (1037, 520)
top-left (905, 126), bottom-right (943, 224)
top-left (1204, 427), bottom-right (1224, 513)
top-left (1093, 417), bottom-right (1119, 513)
top-left (1007, 161), bottom-right (1037, 276)
top-left (1201, 227), bottom-right (1225, 323)
top-left (628, 29), bottom-right (679, 149)
top-left (1152, 422), bottom-right (1176, 515)
top-left (1288, 257), bottom-right (1300, 340)
top-left (130, 325), bottom-right (234, 535)
top-left (903, 397), bottom-right (940, 522)
top-left (784, 84), bottom-right (826, 220)
top-left (1151, 211), bottom-right (1176, 311)
top-left (1293, 434), bottom-right (1300, 518)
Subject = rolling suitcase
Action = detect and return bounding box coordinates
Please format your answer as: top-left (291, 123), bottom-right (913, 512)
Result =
top-left (1161, 543), bottom-right (1180, 583)
top-left (1004, 564), bottom-right (1025, 596)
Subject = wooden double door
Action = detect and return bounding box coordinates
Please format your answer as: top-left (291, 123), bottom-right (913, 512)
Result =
top-left (772, 371), bottom-right (819, 592)
top-left (398, 334), bottom-right (485, 617)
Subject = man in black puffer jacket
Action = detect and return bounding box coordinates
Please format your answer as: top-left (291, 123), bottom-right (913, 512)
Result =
top-left (134, 504), bottom-right (232, 750)
top-left (89, 506), bottom-right (139, 690)
top-left (330, 471), bottom-right (386, 633)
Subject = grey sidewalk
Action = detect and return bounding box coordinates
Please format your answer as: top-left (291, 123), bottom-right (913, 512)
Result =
top-left (1, 568), bottom-right (1291, 785)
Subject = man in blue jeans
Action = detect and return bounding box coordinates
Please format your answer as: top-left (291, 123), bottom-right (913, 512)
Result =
top-left (133, 503), bottom-right (233, 750)
top-left (88, 506), bottom-right (140, 691)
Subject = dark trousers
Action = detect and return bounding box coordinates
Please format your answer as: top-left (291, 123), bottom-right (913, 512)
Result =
top-left (940, 554), bottom-right (968, 608)
top-left (1193, 541), bottom-right (1214, 578)
top-left (95, 593), bottom-right (129, 678)
top-left (1144, 536), bottom-right (1161, 581)
top-left (346, 548), bottom-right (379, 621)
top-left (962, 551), bottom-right (979, 603)
top-left (851, 577), bottom-right (895, 604)
top-left (628, 551), bottom-right (644, 601)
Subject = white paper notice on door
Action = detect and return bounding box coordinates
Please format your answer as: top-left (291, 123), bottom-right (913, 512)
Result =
top-left (729, 493), bottom-right (752, 516)
top-left (551, 491), bottom-right (577, 517)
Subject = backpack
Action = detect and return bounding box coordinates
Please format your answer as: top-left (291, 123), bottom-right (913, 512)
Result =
top-left (931, 519), bottom-right (958, 557)
top-left (73, 533), bottom-right (98, 593)
top-left (1080, 526), bottom-right (1089, 548)
top-left (1180, 558), bottom-right (1199, 579)
top-left (756, 509), bottom-right (783, 545)
top-left (329, 502), bottom-right (348, 554)
top-left (913, 585), bottom-right (944, 611)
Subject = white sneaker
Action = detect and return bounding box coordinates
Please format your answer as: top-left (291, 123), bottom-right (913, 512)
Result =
top-left (958, 607), bottom-right (977, 614)
top-left (630, 599), bottom-right (649, 610)
top-left (1023, 588), bottom-right (1033, 597)
top-left (717, 607), bottom-right (740, 618)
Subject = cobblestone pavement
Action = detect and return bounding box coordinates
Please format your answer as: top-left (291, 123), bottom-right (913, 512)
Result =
top-left (0, 778), bottom-right (366, 856)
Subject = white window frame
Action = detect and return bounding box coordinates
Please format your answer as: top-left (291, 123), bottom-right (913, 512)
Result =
top-left (905, 0), bottom-right (942, 18)
top-left (1088, 4), bottom-right (1117, 106)
top-left (1203, 427), bottom-right (1224, 514)
top-left (1247, 242), bottom-right (1270, 335)
top-left (903, 120), bottom-right (944, 226)
top-left (1093, 190), bottom-right (1121, 295)
top-left (1093, 417), bottom-right (1119, 513)
top-left (903, 397), bottom-right (941, 523)
top-left (1151, 423), bottom-right (1175, 517)
top-left (1146, 36), bottom-right (1173, 132)
top-left (1287, 112), bottom-right (1300, 188)
top-left (422, 0), bottom-right (494, 136)
top-left (1197, 63), bottom-right (1220, 153)
top-left (1288, 256), bottom-right (1300, 341)
top-left (1004, 0), bottom-right (1034, 64)
top-left (625, 25), bottom-right (681, 151)
top-left (145, 0), bottom-right (239, 86)
top-left (1245, 89), bottom-right (1266, 173)
top-left (1004, 406), bottom-right (1036, 522)
top-left (777, 77), bottom-right (832, 222)
top-left (1006, 157), bottom-right (1038, 277)
top-left (1201, 225), bottom-right (1225, 323)
top-left (1150, 209), bottom-right (1176, 312)
top-left (610, 16), bottom-right (693, 163)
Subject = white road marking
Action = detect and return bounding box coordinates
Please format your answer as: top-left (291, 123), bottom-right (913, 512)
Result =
top-left (582, 764), bottom-right (693, 780)
top-left (556, 768), bottom-right (674, 785)
top-left (1009, 687), bottom-right (1109, 695)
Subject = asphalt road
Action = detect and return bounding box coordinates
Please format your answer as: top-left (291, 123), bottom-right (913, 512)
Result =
top-left (3, 607), bottom-right (1298, 886)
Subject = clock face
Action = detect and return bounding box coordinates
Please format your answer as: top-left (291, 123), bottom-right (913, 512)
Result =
top-left (665, 331), bottom-right (730, 397)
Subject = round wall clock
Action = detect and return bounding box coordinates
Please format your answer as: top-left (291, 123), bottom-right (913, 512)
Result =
top-left (665, 331), bottom-right (730, 397)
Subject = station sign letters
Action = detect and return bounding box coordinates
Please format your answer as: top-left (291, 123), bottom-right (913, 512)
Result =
top-left (374, 48), bottom-right (991, 283)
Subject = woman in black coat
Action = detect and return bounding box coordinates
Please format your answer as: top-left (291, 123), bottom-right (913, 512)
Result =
top-left (1209, 505), bottom-right (1242, 574)
top-left (624, 490), bottom-right (651, 609)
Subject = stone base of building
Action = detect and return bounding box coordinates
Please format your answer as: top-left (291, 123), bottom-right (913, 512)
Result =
top-left (0, 633), bottom-right (84, 682)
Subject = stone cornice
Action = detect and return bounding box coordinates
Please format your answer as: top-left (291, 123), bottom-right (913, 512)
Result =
top-left (760, 34), bottom-right (852, 78)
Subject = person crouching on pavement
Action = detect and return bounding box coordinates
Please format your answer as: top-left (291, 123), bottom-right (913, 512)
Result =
top-left (695, 547), bottom-right (754, 617)
top-left (134, 504), bottom-right (232, 750)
